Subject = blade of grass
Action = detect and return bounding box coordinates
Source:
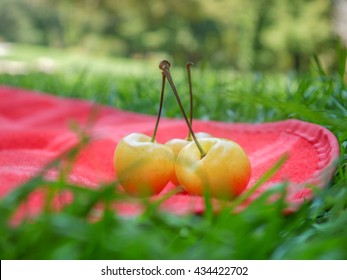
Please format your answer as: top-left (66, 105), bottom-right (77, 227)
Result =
top-left (229, 154), bottom-right (289, 210)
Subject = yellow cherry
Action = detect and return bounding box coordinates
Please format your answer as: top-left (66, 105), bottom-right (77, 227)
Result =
top-left (159, 60), bottom-right (251, 199)
top-left (114, 71), bottom-right (175, 196)
top-left (195, 132), bottom-right (213, 139)
top-left (175, 138), bottom-right (251, 199)
top-left (165, 138), bottom-right (189, 185)
top-left (165, 132), bottom-right (213, 185)
top-left (114, 133), bottom-right (175, 196)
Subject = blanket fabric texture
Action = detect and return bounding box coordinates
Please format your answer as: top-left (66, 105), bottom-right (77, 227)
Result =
top-left (0, 86), bottom-right (340, 216)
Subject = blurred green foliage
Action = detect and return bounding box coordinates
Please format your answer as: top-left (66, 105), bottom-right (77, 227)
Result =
top-left (0, 0), bottom-right (346, 261)
top-left (0, 47), bottom-right (347, 259)
top-left (0, 0), bottom-right (338, 71)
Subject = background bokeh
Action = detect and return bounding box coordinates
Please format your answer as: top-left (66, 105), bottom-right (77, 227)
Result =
top-left (1, 1), bottom-right (347, 261)
top-left (0, 0), bottom-right (346, 72)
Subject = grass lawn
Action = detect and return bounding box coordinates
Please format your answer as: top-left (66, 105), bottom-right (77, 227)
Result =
top-left (0, 44), bottom-right (346, 259)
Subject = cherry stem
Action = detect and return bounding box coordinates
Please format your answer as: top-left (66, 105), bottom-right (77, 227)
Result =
top-left (159, 60), bottom-right (206, 158)
top-left (151, 72), bottom-right (165, 143)
top-left (186, 62), bottom-right (194, 141)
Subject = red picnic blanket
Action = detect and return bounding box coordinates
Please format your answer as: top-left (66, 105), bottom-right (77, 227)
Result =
top-left (0, 86), bottom-right (340, 216)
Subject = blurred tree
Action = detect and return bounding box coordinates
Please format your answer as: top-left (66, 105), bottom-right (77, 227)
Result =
top-left (0, 0), bottom-right (40, 44)
top-left (201, 0), bottom-right (275, 70)
top-left (261, 0), bottom-right (333, 71)
top-left (334, 0), bottom-right (347, 46)
top-left (0, 0), bottom-right (337, 71)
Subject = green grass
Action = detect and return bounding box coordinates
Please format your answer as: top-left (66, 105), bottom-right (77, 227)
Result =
top-left (0, 44), bottom-right (347, 259)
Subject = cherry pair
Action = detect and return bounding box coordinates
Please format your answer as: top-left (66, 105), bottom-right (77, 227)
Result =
top-left (114, 61), bottom-right (251, 199)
